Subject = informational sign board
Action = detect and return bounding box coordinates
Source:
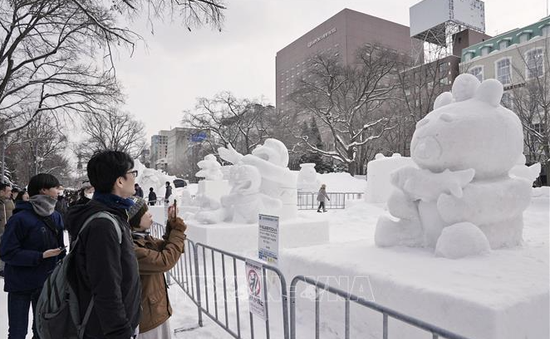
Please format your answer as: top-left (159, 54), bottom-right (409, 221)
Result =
top-left (246, 259), bottom-right (266, 320)
top-left (258, 214), bottom-right (279, 264)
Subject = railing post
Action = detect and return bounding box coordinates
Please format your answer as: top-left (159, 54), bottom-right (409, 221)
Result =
top-left (193, 242), bottom-right (203, 327)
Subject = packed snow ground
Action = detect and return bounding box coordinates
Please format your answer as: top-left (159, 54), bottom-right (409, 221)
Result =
top-left (0, 184), bottom-right (547, 338)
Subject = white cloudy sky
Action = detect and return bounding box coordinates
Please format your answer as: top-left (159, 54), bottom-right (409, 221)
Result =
top-left (113, 0), bottom-right (548, 139)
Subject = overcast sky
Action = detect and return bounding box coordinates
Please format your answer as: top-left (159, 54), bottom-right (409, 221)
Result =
top-left (114, 0), bottom-right (548, 140)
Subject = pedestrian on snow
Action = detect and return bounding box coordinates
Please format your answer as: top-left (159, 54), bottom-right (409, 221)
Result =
top-left (164, 181), bottom-right (172, 205)
top-left (74, 182), bottom-right (95, 206)
top-left (65, 150), bottom-right (141, 339)
top-left (134, 183), bottom-right (144, 198)
top-left (0, 182), bottom-right (14, 277)
top-left (14, 190), bottom-right (29, 203)
top-left (54, 185), bottom-right (69, 223)
top-left (10, 187), bottom-right (19, 202)
top-left (147, 187), bottom-right (157, 206)
top-left (0, 174), bottom-right (65, 339)
top-left (317, 184), bottom-right (330, 213)
top-left (128, 198), bottom-right (186, 339)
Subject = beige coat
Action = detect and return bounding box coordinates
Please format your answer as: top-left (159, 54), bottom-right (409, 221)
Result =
top-left (132, 217), bottom-right (186, 333)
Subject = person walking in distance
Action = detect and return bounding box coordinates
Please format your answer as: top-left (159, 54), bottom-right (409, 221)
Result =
top-left (66, 150), bottom-right (141, 339)
top-left (0, 182), bottom-right (14, 277)
top-left (164, 181), bottom-right (172, 205)
top-left (147, 187), bottom-right (157, 206)
top-left (317, 184), bottom-right (330, 213)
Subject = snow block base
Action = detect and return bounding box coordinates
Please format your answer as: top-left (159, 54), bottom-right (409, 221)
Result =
top-left (280, 241), bottom-right (549, 339)
top-left (185, 218), bottom-right (330, 253)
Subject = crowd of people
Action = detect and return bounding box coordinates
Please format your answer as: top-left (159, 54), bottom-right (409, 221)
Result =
top-left (0, 150), bottom-right (187, 339)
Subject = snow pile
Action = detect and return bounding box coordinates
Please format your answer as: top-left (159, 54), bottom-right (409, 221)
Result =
top-left (376, 74), bottom-right (534, 258)
top-left (297, 163), bottom-right (321, 192)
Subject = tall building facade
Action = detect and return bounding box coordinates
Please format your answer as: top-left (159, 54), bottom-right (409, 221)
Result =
top-left (276, 8), bottom-right (419, 115)
top-left (150, 127), bottom-right (207, 178)
top-left (459, 16), bottom-right (550, 184)
top-left (150, 131), bottom-right (169, 169)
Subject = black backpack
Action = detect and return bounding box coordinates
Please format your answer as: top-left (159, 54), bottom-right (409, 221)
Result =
top-left (36, 212), bottom-right (122, 339)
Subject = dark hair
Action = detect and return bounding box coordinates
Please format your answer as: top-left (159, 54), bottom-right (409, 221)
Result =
top-left (149, 187), bottom-right (154, 191)
top-left (0, 182), bottom-right (10, 192)
top-left (15, 190), bottom-right (28, 202)
top-left (166, 181), bottom-right (170, 185)
top-left (87, 150), bottom-right (134, 193)
top-left (27, 173), bottom-right (60, 197)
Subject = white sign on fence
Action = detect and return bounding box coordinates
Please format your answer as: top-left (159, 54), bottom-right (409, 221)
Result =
top-left (258, 214), bottom-right (279, 264)
top-left (245, 259), bottom-right (266, 320)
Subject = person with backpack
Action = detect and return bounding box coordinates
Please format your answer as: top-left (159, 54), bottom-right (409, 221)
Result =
top-left (65, 150), bottom-right (141, 339)
top-left (0, 174), bottom-right (65, 339)
top-left (128, 197), bottom-right (186, 338)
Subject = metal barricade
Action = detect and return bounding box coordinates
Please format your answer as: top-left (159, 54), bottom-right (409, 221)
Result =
top-left (290, 275), bottom-right (471, 339)
top-left (297, 192), bottom-right (364, 210)
top-left (195, 242), bottom-right (290, 339)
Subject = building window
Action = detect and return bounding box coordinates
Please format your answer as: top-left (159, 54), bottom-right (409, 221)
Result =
top-left (542, 25), bottom-right (550, 36)
top-left (501, 91), bottom-right (513, 109)
top-left (463, 53), bottom-right (472, 61)
top-left (519, 33), bottom-right (530, 43)
top-left (498, 40), bottom-right (509, 50)
top-left (526, 48), bottom-right (544, 79)
top-left (469, 66), bottom-right (483, 81)
top-left (495, 58), bottom-right (512, 85)
top-left (481, 46), bottom-right (491, 56)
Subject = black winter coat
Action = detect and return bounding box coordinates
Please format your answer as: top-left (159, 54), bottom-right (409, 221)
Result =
top-left (66, 200), bottom-right (141, 339)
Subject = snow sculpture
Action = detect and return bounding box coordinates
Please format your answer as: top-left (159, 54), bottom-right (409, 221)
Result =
top-left (297, 163), bottom-right (321, 192)
top-left (219, 138), bottom-right (298, 220)
top-left (195, 164), bottom-right (281, 224)
top-left (133, 159), bottom-right (179, 202)
top-left (364, 153), bottom-right (415, 203)
top-left (375, 74), bottom-right (535, 258)
top-left (196, 154), bottom-right (223, 181)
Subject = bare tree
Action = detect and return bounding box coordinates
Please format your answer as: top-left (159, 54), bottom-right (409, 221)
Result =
top-left (182, 92), bottom-right (275, 155)
top-left (0, 0), bottom-right (225, 179)
top-left (290, 44), bottom-right (402, 175)
top-left (78, 109), bottom-right (147, 158)
top-left (385, 45), bottom-right (453, 156)
top-left (5, 112), bottom-right (69, 185)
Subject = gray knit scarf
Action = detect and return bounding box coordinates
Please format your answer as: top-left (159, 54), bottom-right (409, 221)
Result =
top-left (29, 194), bottom-right (58, 217)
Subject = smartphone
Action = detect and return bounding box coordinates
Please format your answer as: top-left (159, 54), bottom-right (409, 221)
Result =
top-left (59, 245), bottom-right (67, 251)
top-left (172, 199), bottom-right (177, 219)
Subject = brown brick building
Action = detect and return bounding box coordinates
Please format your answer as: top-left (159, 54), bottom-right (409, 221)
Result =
top-left (275, 8), bottom-right (418, 114)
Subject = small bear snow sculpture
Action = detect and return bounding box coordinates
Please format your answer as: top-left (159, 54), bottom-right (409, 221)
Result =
top-left (375, 74), bottom-right (534, 258)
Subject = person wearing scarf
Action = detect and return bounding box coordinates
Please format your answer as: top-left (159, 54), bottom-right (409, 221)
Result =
top-left (128, 197), bottom-right (187, 339)
top-left (0, 173), bottom-right (65, 339)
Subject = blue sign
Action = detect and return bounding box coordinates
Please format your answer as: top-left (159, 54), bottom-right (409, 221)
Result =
top-left (191, 132), bottom-right (207, 142)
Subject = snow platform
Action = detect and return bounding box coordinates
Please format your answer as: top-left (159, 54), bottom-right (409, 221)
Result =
top-left (280, 204), bottom-right (549, 339)
top-left (185, 218), bottom-right (330, 253)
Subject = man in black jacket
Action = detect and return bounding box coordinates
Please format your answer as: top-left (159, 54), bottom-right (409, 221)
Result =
top-left (66, 151), bottom-right (141, 339)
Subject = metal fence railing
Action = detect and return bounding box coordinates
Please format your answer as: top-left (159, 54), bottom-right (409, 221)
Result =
top-left (290, 275), bottom-right (471, 339)
top-left (297, 192), bottom-right (364, 210)
top-left (195, 242), bottom-right (290, 339)
top-left (149, 222), bottom-right (472, 339)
